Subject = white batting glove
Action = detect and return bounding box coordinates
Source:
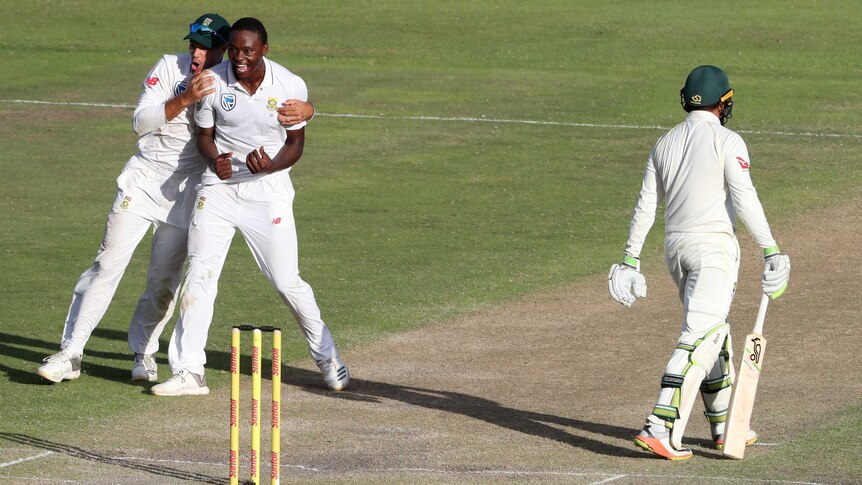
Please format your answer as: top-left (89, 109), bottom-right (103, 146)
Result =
top-left (608, 255), bottom-right (647, 307)
top-left (762, 246), bottom-right (790, 299)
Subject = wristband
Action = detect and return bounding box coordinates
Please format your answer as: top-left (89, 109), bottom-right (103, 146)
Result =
top-left (763, 245), bottom-right (781, 259)
top-left (622, 254), bottom-right (640, 270)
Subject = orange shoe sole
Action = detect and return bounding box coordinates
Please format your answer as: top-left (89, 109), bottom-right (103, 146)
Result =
top-left (634, 436), bottom-right (693, 460)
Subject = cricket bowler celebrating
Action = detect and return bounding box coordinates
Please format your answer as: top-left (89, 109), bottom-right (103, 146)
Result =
top-left (151, 17), bottom-right (349, 396)
top-left (608, 65), bottom-right (791, 459)
top-left (37, 14), bottom-right (314, 384)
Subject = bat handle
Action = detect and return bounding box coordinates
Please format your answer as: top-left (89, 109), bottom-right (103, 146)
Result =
top-left (753, 293), bottom-right (769, 334)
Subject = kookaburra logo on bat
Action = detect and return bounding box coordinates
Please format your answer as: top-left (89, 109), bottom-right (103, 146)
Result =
top-left (749, 337), bottom-right (762, 363)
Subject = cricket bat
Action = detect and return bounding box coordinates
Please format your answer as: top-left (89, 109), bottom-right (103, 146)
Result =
top-left (723, 293), bottom-right (770, 459)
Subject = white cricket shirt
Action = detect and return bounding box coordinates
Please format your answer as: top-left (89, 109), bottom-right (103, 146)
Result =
top-left (132, 53), bottom-right (204, 174)
top-left (625, 110), bottom-right (777, 257)
top-left (194, 57), bottom-right (308, 185)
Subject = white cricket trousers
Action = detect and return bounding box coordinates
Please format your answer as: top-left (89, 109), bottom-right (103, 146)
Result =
top-left (168, 174), bottom-right (336, 375)
top-left (649, 232), bottom-right (740, 427)
top-left (61, 158), bottom-right (199, 357)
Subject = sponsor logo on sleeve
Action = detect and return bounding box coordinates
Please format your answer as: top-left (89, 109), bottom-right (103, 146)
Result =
top-left (221, 93), bottom-right (236, 111)
top-left (145, 76), bottom-right (159, 86)
top-left (736, 156), bottom-right (750, 170)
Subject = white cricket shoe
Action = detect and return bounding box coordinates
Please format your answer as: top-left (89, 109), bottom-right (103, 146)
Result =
top-left (131, 353), bottom-right (158, 382)
top-left (633, 422), bottom-right (693, 460)
top-left (36, 350), bottom-right (82, 383)
top-left (317, 353), bottom-right (350, 391)
top-left (150, 369), bottom-right (209, 396)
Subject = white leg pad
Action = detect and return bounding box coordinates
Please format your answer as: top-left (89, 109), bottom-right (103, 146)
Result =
top-left (671, 366), bottom-right (706, 449)
top-left (665, 323), bottom-right (730, 449)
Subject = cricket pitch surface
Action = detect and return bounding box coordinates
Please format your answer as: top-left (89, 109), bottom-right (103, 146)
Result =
top-left (2, 198), bottom-right (859, 484)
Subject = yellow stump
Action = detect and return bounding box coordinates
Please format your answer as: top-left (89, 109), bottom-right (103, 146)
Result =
top-left (251, 329), bottom-right (262, 485)
top-left (271, 329), bottom-right (282, 485)
top-left (230, 328), bottom-right (240, 485)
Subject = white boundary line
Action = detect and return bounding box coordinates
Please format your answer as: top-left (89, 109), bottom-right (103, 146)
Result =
top-left (0, 452), bottom-right (53, 469)
top-left (0, 477), bottom-right (77, 483)
top-left (2, 98), bottom-right (860, 139)
top-left (1, 99), bottom-right (134, 109)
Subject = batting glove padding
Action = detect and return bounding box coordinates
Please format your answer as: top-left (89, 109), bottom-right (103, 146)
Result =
top-left (762, 248), bottom-right (790, 299)
top-left (608, 263), bottom-right (647, 307)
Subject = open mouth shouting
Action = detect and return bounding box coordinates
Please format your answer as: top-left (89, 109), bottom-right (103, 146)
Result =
top-left (233, 63), bottom-right (250, 76)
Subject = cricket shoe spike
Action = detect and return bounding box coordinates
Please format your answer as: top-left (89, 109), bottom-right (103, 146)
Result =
top-left (317, 353), bottom-right (350, 391)
top-left (36, 350), bottom-right (82, 383)
top-left (150, 369), bottom-right (209, 396)
top-left (634, 423), bottom-right (693, 460)
top-left (131, 353), bottom-right (158, 382)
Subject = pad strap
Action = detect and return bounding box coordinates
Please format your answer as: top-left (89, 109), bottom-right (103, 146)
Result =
top-left (703, 409), bottom-right (727, 424)
top-left (700, 375), bottom-right (732, 393)
top-left (652, 404), bottom-right (679, 422)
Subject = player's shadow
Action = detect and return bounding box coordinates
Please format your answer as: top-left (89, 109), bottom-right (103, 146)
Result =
top-left (0, 432), bottom-right (223, 484)
top-left (0, 330), bottom-right (140, 385)
top-left (172, 334), bottom-right (717, 458)
top-left (281, 366), bottom-right (652, 458)
top-left (1, 329), bottom-right (715, 456)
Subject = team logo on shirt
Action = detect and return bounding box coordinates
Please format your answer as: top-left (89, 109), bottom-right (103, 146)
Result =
top-left (266, 98), bottom-right (278, 111)
top-left (120, 196), bottom-right (132, 210)
top-left (196, 196), bottom-right (206, 210)
top-left (174, 80), bottom-right (188, 97)
top-left (736, 156), bottom-right (750, 170)
top-left (145, 76), bottom-right (159, 86)
top-left (221, 93), bottom-right (237, 111)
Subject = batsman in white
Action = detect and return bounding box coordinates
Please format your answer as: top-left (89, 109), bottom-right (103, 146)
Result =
top-left (37, 14), bottom-right (315, 384)
top-left (150, 17), bottom-right (350, 396)
top-left (608, 65), bottom-right (791, 460)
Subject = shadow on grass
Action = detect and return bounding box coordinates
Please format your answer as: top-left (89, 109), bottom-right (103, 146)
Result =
top-left (1, 329), bottom-right (714, 458)
top-left (0, 432), bottom-right (224, 484)
top-left (0, 330), bottom-right (147, 385)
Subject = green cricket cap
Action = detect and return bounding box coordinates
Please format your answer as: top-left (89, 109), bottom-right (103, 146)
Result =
top-left (184, 13), bottom-right (231, 49)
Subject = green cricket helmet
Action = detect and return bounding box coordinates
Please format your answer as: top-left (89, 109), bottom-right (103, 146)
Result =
top-left (680, 65), bottom-right (735, 125)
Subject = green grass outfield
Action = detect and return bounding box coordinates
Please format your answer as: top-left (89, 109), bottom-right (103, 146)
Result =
top-left (1, 1), bottom-right (860, 482)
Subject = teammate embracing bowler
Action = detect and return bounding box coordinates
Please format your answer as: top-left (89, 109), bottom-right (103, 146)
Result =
top-left (37, 14), bottom-right (314, 384)
top-left (151, 17), bottom-right (349, 396)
